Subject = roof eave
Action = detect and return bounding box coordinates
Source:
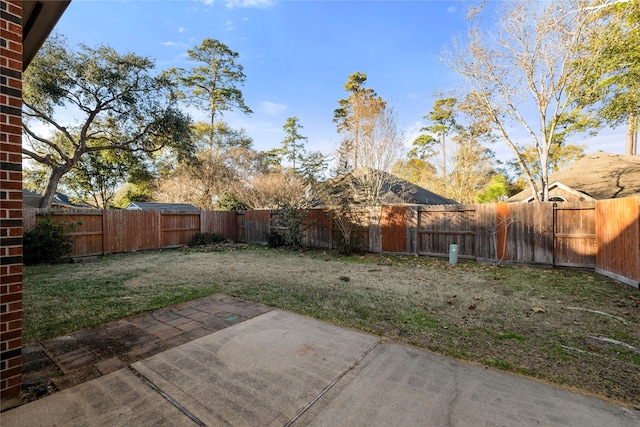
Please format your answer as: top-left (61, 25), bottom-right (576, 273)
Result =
top-left (22, 1), bottom-right (71, 70)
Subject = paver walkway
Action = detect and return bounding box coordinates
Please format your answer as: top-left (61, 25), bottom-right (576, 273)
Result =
top-left (21, 294), bottom-right (272, 402)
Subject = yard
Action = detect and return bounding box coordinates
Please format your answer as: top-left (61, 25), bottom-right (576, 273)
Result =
top-left (23, 245), bottom-right (640, 408)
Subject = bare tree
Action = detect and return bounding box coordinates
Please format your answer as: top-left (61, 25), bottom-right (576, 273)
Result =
top-left (323, 90), bottom-right (407, 252)
top-left (236, 173), bottom-right (307, 210)
top-left (445, 1), bottom-right (600, 201)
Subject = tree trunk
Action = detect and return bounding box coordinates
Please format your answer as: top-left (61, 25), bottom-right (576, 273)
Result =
top-left (627, 113), bottom-right (638, 155)
top-left (39, 167), bottom-right (67, 208)
top-left (539, 146), bottom-right (549, 202)
top-left (442, 134), bottom-right (447, 177)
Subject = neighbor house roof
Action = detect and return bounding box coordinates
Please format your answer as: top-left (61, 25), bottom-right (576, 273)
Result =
top-left (327, 168), bottom-right (459, 206)
top-left (507, 152), bottom-right (640, 202)
top-left (22, 189), bottom-right (78, 208)
top-left (380, 177), bottom-right (459, 205)
top-left (125, 202), bottom-right (200, 211)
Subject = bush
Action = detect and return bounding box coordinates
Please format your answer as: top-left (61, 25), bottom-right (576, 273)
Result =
top-left (189, 232), bottom-right (226, 246)
top-left (266, 230), bottom-right (286, 248)
top-left (23, 215), bottom-right (79, 265)
top-left (270, 203), bottom-right (314, 250)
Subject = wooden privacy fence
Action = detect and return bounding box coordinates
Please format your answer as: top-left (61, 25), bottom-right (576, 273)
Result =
top-left (414, 202), bottom-right (597, 269)
top-left (23, 197), bottom-right (639, 287)
top-left (23, 208), bottom-right (236, 257)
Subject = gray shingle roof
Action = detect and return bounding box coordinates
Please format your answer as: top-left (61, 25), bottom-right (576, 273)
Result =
top-left (508, 152), bottom-right (640, 202)
top-left (125, 202), bottom-right (200, 211)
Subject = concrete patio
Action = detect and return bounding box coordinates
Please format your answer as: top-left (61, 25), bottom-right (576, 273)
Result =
top-left (3, 297), bottom-right (639, 426)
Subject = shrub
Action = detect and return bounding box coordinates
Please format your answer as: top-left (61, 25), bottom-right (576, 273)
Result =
top-left (189, 232), bottom-right (226, 246)
top-left (266, 230), bottom-right (286, 248)
top-left (217, 193), bottom-right (249, 211)
top-left (23, 214), bottom-right (79, 265)
top-left (270, 203), bottom-right (314, 250)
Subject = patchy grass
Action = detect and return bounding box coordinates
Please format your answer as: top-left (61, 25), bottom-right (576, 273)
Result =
top-left (23, 245), bottom-right (640, 408)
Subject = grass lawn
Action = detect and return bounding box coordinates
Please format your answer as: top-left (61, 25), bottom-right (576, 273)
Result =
top-left (23, 245), bottom-right (640, 407)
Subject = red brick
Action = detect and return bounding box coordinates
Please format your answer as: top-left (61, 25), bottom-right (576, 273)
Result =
top-left (8, 301), bottom-right (22, 311)
top-left (0, 384), bottom-right (21, 399)
top-left (8, 265), bottom-right (23, 275)
top-left (8, 320), bottom-right (22, 331)
top-left (1, 366), bottom-right (21, 380)
top-left (8, 284), bottom-right (22, 293)
top-left (7, 3), bottom-right (22, 16)
top-left (0, 293), bottom-right (21, 304)
top-left (7, 375), bottom-right (22, 388)
top-left (0, 312), bottom-right (22, 324)
top-left (0, 329), bottom-right (21, 341)
top-left (0, 48), bottom-right (20, 61)
top-left (8, 356), bottom-right (22, 368)
top-left (7, 338), bottom-right (22, 350)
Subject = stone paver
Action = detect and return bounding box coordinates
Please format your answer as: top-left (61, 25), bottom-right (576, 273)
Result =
top-left (20, 294), bottom-right (273, 403)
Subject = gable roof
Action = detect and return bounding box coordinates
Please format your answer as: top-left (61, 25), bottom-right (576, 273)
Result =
top-left (508, 152), bottom-right (640, 202)
top-left (381, 177), bottom-right (459, 205)
top-left (329, 168), bottom-right (459, 206)
top-left (125, 202), bottom-right (200, 211)
top-left (22, 189), bottom-right (78, 208)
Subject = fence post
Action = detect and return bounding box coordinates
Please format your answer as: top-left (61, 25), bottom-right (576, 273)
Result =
top-left (495, 202), bottom-right (509, 262)
top-left (157, 211), bottom-right (162, 248)
top-left (406, 205), bottom-right (418, 255)
top-left (102, 209), bottom-right (108, 255)
top-left (368, 206), bottom-right (382, 253)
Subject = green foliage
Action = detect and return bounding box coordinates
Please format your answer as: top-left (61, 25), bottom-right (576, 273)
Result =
top-left (575, 2), bottom-right (640, 127)
top-left (412, 98), bottom-right (459, 174)
top-left (22, 34), bottom-right (194, 208)
top-left (23, 214), bottom-right (80, 265)
top-left (408, 134), bottom-right (438, 160)
top-left (168, 38), bottom-right (252, 148)
top-left (280, 116), bottom-right (308, 174)
top-left (510, 143), bottom-right (585, 182)
top-left (476, 174), bottom-right (510, 203)
top-left (63, 150), bottom-right (129, 208)
top-left (189, 232), bottom-right (226, 246)
top-left (333, 72), bottom-right (387, 173)
top-left (266, 230), bottom-right (286, 248)
top-left (298, 151), bottom-right (329, 184)
top-left (217, 193), bottom-right (249, 211)
top-left (270, 202), bottom-right (313, 250)
top-left (392, 158), bottom-right (437, 186)
top-left (22, 164), bottom-right (48, 194)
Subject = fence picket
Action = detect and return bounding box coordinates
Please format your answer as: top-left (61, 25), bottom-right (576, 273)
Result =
top-left (22, 198), bottom-right (639, 286)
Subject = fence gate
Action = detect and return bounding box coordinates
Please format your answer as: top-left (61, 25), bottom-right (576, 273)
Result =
top-left (417, 206), bottom-right (476, 259)
top-left (381, 206), bottom-right (408, 253)
top-left (553, 203), bottom-right (596, 268)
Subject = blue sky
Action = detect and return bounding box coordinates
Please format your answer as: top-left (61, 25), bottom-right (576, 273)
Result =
top-left (52, 0), bottom-right (626, 166)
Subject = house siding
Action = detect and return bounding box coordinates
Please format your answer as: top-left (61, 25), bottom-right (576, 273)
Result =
top-left (547, 187), bottom-right (591, 203)
top-left (0, 0), bottom-right (23, 410)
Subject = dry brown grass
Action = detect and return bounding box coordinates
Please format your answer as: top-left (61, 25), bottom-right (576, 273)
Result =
top-left (23, 245), bottom-right (640, 407)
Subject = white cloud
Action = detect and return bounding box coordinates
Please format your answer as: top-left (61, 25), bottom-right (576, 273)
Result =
top-left (198, 0), bottom-right (274, 8)
top-left (225, 0), bottom-right (275, 9)
top-left (226, 20), bottom-right (235, 31)
top-left (260, 101), bottom-right (286, 116)
top-left (447, 5), bottom-right (456, 13)
top-left (160, 41), bottom-right (177, 47)
top-left (178, 26), bottom-right (188, 33)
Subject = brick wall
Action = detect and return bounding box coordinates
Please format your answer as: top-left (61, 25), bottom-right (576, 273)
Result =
top-left (0, 0), bottom-right (23, 411)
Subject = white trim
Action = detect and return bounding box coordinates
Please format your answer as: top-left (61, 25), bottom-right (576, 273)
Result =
top-left (523, 182), bottom-right (596, 203)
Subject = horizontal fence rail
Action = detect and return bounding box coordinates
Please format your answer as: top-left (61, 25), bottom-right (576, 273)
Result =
top-left (23, 197), bottom-right (639, 287)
